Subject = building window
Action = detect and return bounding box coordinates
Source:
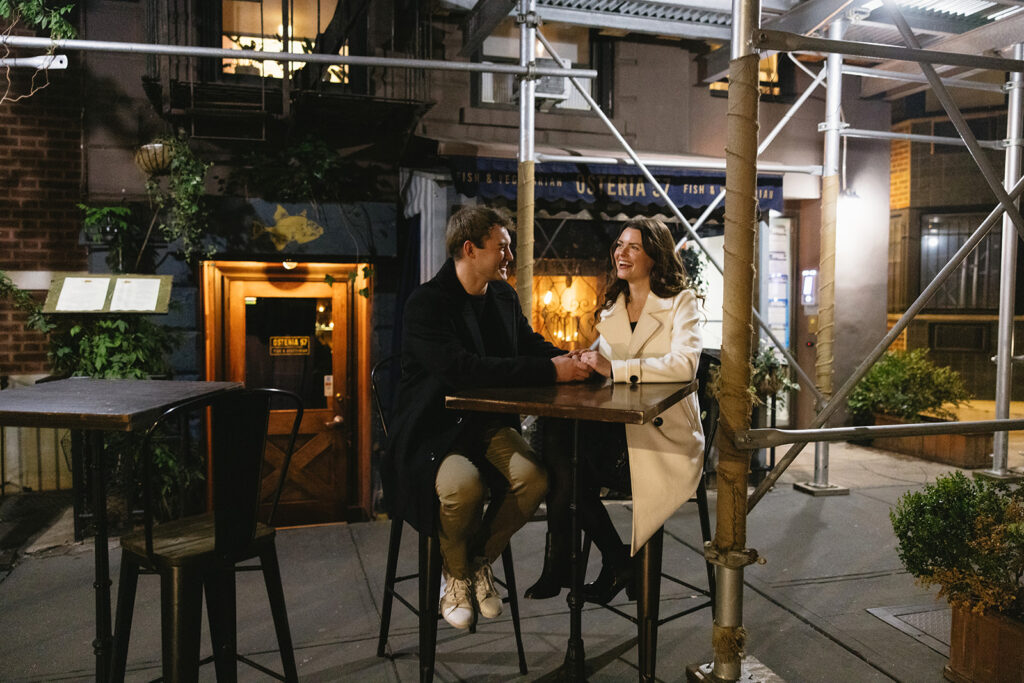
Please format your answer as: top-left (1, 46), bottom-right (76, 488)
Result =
top-left (221, 0), bottom-right (348, 82)
top-left (475, 20), bottom-right (607, 113)
top-left (708, 53), bottom-right (795, 102)
top-left (930, 115), bottom-right (1005, 155)
top-left (920, 212), bottom-right (1000, 310)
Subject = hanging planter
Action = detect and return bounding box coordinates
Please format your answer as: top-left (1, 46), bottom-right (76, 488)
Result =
top-left (134, 143), bottom-right (172, 176)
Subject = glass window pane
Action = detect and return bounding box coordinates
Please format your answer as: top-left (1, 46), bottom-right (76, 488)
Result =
top-left (244, 297), bottom-right (333, 409)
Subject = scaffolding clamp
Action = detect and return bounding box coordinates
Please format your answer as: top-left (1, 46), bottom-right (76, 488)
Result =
top-left (704, 542), bottom-right (763, 569)
top-left (817, 120), bottom-right (849, 133)
top-left (1004, 80), bottom-right (1022, 93)
top-left (516, 11), bottom-right (539, 28)
top-left (1001, 138), bottom-right (1024, 149)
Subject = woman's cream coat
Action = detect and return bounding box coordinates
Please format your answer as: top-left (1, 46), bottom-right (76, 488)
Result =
top-left (595, 289), bottom-right (704, 554)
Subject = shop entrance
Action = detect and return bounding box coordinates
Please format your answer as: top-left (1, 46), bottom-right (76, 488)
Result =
top-left (201, 261), bottom-right (372, 524)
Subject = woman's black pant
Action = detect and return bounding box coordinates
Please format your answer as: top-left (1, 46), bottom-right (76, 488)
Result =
top-left (541, 417), bottom-right (631, 563)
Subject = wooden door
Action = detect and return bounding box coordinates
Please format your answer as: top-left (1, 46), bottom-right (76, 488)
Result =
top-left (202, 261), bottom-right (373, 524)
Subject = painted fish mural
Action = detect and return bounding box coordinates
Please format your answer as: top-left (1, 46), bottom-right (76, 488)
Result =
top-left (252, 205), bottom-right (325, 250)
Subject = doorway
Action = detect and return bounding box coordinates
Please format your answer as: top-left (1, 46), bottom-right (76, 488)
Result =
top-left (201, 261), bottom-right (372, 524)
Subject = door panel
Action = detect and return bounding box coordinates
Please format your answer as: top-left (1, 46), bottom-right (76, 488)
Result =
top-left (201, 261), bottom-right (373, 523)
top-left (228, 279), bottom-right (350, 524)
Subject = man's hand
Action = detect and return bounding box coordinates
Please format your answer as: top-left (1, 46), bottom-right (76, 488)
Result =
top-left (552, 354), bottom-right (591, 382)
top-left (580, 350), bottom-right (612, 378)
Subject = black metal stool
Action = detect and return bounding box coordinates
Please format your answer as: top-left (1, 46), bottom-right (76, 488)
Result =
top-left (371, 355), bottom-right (529, 682)
top-left (586, 349), bottom-right (720, 682)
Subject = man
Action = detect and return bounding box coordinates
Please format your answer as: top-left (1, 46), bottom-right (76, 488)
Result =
top-left (383, 205), bottom-right (590, 629)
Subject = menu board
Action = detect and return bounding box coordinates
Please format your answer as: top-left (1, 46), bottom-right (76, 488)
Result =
top-left (43, 274), bottom-right (173, 314)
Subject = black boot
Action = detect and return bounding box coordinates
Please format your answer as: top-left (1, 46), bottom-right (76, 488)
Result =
top-left (524, 532), bottom-right (571, 599)
top-left (582, 544), bottom-right (635, 604)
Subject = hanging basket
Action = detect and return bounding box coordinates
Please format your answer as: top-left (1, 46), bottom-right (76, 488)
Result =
top-left (134, 143), bottom-right (171, 176)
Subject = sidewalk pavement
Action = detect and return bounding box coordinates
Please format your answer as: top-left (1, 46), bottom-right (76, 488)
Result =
top-left (0, 440), bottom-right (1014, 682)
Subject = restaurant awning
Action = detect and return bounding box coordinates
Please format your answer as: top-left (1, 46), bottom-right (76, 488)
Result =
top-left (437, 141), bottom-right (786, 215)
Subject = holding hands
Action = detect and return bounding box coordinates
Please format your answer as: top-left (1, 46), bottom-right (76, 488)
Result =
top-left (578, 350), bottom-right (612, 378)
top-left (552, 354), bottom-right (591, 382)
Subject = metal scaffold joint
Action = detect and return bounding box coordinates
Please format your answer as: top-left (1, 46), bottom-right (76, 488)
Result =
top-left (817, 120), bottom-right (849, 133)
top-left (516, 11), bottom-right (539, 27)
top-left (704, 542), bottom-right (762, 569)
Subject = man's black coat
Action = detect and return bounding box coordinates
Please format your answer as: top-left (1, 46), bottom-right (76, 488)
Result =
top-left (382, 258), bottom-right (562, 536)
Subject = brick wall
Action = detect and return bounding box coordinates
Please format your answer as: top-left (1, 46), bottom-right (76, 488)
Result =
top-left (0, 32), bottom-right (86, 377)
top-left (889, 122), bottom-right (910, 210)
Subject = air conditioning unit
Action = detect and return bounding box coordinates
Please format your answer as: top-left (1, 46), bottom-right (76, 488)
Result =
top-left (534, 58), bottom-right (569, 104)
top-left (511, 58), bottom-right (570, 110)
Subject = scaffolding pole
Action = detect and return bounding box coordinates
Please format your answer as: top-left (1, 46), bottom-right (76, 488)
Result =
top-left (0, 34), bottom-right (597, 79)
top-left (797, 17), bottom-right (849, 497)
top-left (991, 41), bottom-right (1024, 478)
top-left (707, 0), bottom-right (761, 678)
top-left (840, 127), bottom-right (1006, 150)
top-left (517, 0), bottom-right (537, 317)
top-left (754, 29), bottom-right (1024, 74)
top-left (842, 64), bottom-right (1006, 93)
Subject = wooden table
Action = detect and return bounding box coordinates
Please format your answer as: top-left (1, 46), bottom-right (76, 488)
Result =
top-left (447, 378), bottom-right (698, 681)
top-left (0, 378), bottom-right (242, 682)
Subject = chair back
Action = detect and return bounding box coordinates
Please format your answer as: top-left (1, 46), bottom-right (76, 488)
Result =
top-left (696, 350), bottom-right (721, 462)
top-left (371, 354), bottom-right (400, 438)
top-left (138, 387), bottom-right (302, 562)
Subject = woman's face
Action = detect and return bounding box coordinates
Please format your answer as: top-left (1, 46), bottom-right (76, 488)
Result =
top-left (613, 227), bottom-right (654, 285)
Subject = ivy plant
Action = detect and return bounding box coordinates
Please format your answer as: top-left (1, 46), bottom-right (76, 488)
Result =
top-left (79, 203), bottom-right (157, 274)
top-left (0, 1), bottom-right (77, 40)
top-left (144, 133), bottom-right (213, 265)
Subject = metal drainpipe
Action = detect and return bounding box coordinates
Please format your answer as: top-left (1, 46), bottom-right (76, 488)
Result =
top-left (516, 0), bottom-right (537, 316)
top-left (991, 41), bottom-right (1024, 477)
top-left (813, 17), bottom-right (845, 489)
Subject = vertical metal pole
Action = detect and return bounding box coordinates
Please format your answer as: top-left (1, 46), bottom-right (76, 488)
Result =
top-left (516, 0), bottom-right (536, 317)
top-left (709, 0), bottom-right (760, 679)
top-left (992, 42), bottom-right (1024, 476)
top-left (798, 18), bottom-right (849, 496)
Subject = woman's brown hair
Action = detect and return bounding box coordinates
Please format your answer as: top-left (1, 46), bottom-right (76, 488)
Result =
top-left (598, 217), bottom-right (688, 314)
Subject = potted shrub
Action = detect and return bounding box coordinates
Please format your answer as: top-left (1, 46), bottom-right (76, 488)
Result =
top-left (891, 472), bottom-right (1024, 682)
top-left (847, 349), bottom-right (980, 467)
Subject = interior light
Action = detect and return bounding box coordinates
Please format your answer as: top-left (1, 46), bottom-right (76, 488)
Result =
top-left (926, 235), bottom-right (940, 248)
top-left (543, 290), bottom-right (553, 305)
top-left (282, 260), bottom-right (298, 270)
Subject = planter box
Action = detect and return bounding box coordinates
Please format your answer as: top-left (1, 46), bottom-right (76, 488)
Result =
top-left (945, 605), bottom-right (1024, 682)
top-left (871, 413), bottom-right (992, 468)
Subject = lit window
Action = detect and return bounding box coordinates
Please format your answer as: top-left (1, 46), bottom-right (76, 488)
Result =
top-left (709, 53), bottom-right (792, 101)
top-left (221, 0), bottom-right (349, 83)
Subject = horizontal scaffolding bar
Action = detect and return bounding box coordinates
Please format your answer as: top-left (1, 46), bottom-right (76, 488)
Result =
top-left (534, 153), bottom-right (823, 175)
top-left (737, 417), bottom-right (1024, 449)
top-left (843, 64), bottom-right (1005, 93)
top-left (841, 127), bottom-right (1006, 150)
top-left (0, 35), bottom-right (597, 79)
top-left (755, 29), bottom-right (1024, 73)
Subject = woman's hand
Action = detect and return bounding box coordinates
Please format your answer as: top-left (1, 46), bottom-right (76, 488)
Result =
top-left (580, 350), bottom-right (612, 378)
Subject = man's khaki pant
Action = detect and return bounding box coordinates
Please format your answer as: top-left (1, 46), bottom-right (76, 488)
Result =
top-left (435, 427), bottom-right (547, 579)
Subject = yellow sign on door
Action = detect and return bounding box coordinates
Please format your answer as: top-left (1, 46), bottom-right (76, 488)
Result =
top-left (270, 336), bottom-right (311, 356)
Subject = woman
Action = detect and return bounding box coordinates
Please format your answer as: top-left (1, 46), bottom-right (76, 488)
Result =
top-left (526, 217), bottom-right (705, 604)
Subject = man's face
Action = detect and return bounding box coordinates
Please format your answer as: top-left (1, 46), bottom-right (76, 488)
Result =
top-left (473, 225), bottom-right (514, 281)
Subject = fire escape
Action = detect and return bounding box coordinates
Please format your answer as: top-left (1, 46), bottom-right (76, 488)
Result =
top-left (142, 0), bottom-right (433, 154)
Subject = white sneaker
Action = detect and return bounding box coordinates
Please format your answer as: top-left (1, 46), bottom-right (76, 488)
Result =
top-left (440, 570), bottom-right (475, 629)
top-left (473, 562), bottom-right (503, 619)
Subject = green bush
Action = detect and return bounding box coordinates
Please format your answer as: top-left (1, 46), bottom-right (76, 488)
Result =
top-left (891, 472), bottom-right (1024, 618)
top-left (847, 348), bottom-right (970, 422)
